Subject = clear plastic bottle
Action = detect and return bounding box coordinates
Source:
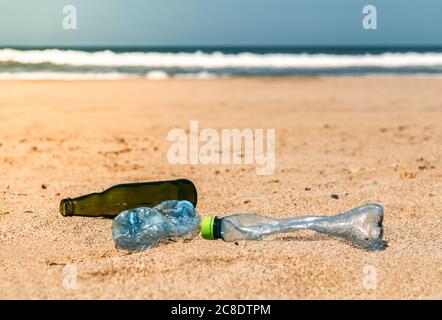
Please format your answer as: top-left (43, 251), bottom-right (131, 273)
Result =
top-left (112, 201), bottom-right (385, 252)
top-left (201, 204), bottom-right (385, 250)
top-left (112, 200), bottom-right (200, 251)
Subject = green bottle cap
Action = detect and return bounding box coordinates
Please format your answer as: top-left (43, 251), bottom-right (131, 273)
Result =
top-left (201, 216), bottom-right (215, 240)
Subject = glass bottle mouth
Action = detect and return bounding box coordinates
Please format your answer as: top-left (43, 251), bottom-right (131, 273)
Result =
top-left (60, 198), bottom-right (75, 216)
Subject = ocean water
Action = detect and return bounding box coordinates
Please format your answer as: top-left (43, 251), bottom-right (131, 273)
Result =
top-left (1, 46), bottom-right (442, 80)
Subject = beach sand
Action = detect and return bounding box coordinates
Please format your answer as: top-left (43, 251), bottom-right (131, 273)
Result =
top-left (0, 77), bottom-right (441, 299)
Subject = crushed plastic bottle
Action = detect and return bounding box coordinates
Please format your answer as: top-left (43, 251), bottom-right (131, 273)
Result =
top-left (201, 204), bottom-right (385, 250)
top-left (112, 200), bottom-right (200, 251)
top-left (113, 201), bottom-right (385, 252)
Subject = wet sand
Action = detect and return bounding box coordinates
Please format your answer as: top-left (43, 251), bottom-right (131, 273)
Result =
top-left (0, 77), bottom-right (441, 299)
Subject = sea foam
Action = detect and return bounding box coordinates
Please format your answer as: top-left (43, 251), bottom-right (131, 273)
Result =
top-left (1, 48), bottom-right (442, 69)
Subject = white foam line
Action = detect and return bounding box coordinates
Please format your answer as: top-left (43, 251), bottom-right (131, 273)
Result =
top-left (1, 48), bottom-right (442, 68)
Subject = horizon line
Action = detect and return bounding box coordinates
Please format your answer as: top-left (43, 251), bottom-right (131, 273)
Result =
top-left (2, 44), bottom-right (442, 49)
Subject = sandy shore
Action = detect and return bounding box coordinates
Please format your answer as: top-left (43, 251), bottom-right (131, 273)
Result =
top-left (0, 77), bottom-right (441, 299)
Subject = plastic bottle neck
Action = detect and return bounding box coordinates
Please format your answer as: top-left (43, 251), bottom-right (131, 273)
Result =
top-left (213, 217), bottom-right (222, 239)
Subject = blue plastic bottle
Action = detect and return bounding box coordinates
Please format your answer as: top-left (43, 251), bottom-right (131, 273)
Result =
top-left (112, 200), bottom-right (200, 251)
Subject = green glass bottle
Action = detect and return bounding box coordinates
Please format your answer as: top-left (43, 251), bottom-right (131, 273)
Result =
top-left (60, 179), bottom-right (197, 218)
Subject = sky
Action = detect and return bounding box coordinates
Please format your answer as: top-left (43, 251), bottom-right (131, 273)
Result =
top-left (0, 0), bottom-right (441, 47)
